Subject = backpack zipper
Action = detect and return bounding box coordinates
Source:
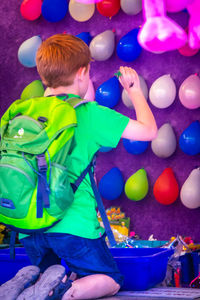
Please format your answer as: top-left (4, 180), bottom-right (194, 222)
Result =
top-left (11, 116), bottom-right (44, 129)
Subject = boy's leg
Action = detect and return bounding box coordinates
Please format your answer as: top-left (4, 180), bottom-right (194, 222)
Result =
top-left (62, 274), bottom-right (120, 300)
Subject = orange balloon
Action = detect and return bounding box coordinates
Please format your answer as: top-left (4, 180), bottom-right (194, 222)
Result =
top-left (153, 168), bottom-right (179, 205)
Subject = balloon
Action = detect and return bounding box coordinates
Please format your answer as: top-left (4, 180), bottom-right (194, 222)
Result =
top-left (20, 0), bottom-right (42, 21)
top-left (99, 146), bottom-right (113, 152)
top-left (69, 0), bottom-right (95, 22)
top-left (123, 139), bottom-right (149, 155)
top-left (138, 0), bottom-right (187, 52)
top-left (96, 0), bottom-right (120, 18)
top-left (98, 167), bottom-right (124, 200)
top-left (151, 123), bottom-right (177, 158)
top-left (76, 32), bottom-right (92, 45)
top-left (149, 74), bottom-right (176, 109)
top-left (179, 74), bottom-right (200, 109)
top-left (165, 0), bottom-right (189, 12)
top-left (125, 168), bottom-right (149, 201)
top-left (120, 0), bottom-right (142, 15)
top-left (84, 79), bottom-right (95, 101)
top-left (42, 0), bottom-right (68, 22)
top-left (122, 75), bottom-right (148, 109)
top-left (153, 168), bottom-right (179, 205)
top-left (95, 77), bottom-right (120, 108)
top-left (179, 121), bottom-right (200, 155)
top-left (180, 168), bottom-right (200, 209)
top-left (117, 28), bottom-right (142, 62)
top-left (178, 42), bottom-right (199, 57)
top-left (21, 80), bottom-right (44, 100)
top-left (76, 0), bottom-right (102, 3)
top-left (187, 0), bottom-right (200, 49)
top-left (18, 36), bottom-right (42, 68)
top-left (89, 30), bottom-right (115, 61)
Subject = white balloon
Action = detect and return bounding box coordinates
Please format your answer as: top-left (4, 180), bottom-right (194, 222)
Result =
top-left (69, 0), bottom-right (95, 22)
top-left (120, 0), bottom-right (142, 15)
top-left (180, 168), bottom-right (200, 209)
top-left (89, 30), bottom-right (115, 61)
top-left (122, 75), bottom-right (148, 109)
top-left (151, 123), bottom-right (177, 158)
top-left (149, 74), bottom-right (176, 109)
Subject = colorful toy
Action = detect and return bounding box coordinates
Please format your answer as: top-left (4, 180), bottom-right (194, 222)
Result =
top-left (179, 74), bottom-right (200, 109)
top-left (179, 121), bottom-right (200, 155)
top-left (187, 0), bottom-right (200, 49)
top-left (125, 168), bottom-right (149, 201)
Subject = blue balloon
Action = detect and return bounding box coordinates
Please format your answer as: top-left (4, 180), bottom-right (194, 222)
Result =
top-left (76, 32), bottom-right (92, 46)
top-left (117, 28), bottom-right (142, 62)
top-left (42, 0), bottom-right (68, 22)
top-left (99, 147), bottom-right (113, 153)
top-left (123, 139), bottom-right (149, 155)
top-left (95, 77), bottom-right (120, 108)
top-left (99, 167), bottom-right (124, 200)
top-left (179, 121), bottom-right (200, 155)
top-left (18, 36), bottom-right (42, 68)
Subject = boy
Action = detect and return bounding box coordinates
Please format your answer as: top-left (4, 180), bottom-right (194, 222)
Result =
top-left (1, 34), bottom-right (157, 300)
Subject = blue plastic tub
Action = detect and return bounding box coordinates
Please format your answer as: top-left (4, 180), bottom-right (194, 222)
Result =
top-left (110, 247), bottom-right (174, 290)
top-left (0, 247), bottom-right (173, 290)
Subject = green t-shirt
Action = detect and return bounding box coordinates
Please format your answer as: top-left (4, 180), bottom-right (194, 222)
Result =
top-left (20, 101), bottom-right (129, 240)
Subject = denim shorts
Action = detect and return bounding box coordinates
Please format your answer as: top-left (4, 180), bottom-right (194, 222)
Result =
top-left (20, 232), bottom-right (124, 287)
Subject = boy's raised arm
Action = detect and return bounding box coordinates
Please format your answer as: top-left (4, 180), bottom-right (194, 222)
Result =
top-left (119, 66), bottom-right (157, 141)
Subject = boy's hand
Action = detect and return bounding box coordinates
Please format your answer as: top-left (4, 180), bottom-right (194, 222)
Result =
top-left (118, 66), bottom-right (141, 94)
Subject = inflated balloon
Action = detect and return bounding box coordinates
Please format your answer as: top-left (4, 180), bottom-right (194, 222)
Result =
top-left (76, 32), bottom-right (92, 45)
top-left (97, 0), bottom-right (120, 18)
top-left (98, 167), bottom-right (124, 200)
top-left (76, 0), bottom-right (101, 3)
top-left (120, 0), bottom-right (142, 15)
top-left (149, 74), bottom-right (176, 109)
top-left (42, 0), bottom-right (68, 22)
top-left (153, 168), bottom-right (179, 205)
top-left (84, 79), bottom-right (95, 101)
top-left (123, 139), bottom-right (149, 155)
top-left (125, 168), bottom-right (149, 201)
top-left (69, 0), bottom-right (95, 22)
top-left (20, 0), bottom-right (42, 21)
top-left (178, 42), bottom-right (199, 57)
top-left (89, 30), bottom-right (115, 61)
top-left (180, 168), bottom-right (200, 209)
top-left (95, 77), bottom-right (120, 108)
top-left (122, 75), bottom-right (148, 109)
top-left (18, 36), bottom-right (42, 68)
top-left (165, 0), bottom-right (189, 12)
top-left (179, 121), bottom-right (200, 155)
top-left (179, 74), bottom-right (200, 109)
top-left (187, 0), bottom-right (200, 49)
top-left (99, 146), bottom-right (113, 153)
top-left (117, 28), bottom-right (142, 62)
top-left (21, 80), bottom-right (44, 100)
top-left (151, 123), bottom-right (176, 158)
top-left (138, 0), bottom-right (187, 52)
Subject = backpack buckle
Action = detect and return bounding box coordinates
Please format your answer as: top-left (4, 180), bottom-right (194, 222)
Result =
top-left (36, 154), bottom-right (48, 171)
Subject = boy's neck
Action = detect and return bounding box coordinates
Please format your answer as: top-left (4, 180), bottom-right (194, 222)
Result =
top-left (48, 85), bottom-right (79, 97)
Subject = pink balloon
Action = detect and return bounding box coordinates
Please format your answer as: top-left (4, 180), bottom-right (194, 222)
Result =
top-left (187, 0), bottom-right (200, 49)
top-left (179, 74), bottom-right (200, 109)
top-left (165, 0), bottom-right (189, 12)
top-left (20, 0), bottom-right (42, 21)
top-left (84, 79), bottom-right (95, 101)
top-left (138, 0), bottom-right (187, 52)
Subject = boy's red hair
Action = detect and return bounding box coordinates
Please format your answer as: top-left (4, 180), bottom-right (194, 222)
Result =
top-left (36, 34), bottom-right (91, 88)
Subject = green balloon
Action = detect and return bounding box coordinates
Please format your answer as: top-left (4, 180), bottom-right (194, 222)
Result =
top-left (125, 168), bottom-right (149, 201)
top-left (21, 80), bottom-right (44, 100)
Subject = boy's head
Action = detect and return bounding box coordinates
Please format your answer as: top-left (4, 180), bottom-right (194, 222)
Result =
top-left (36, 34), bottom-right (91, 90)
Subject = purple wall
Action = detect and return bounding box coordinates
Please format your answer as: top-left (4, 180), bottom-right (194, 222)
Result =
top-left (1, 1), bottom-right (200, 241)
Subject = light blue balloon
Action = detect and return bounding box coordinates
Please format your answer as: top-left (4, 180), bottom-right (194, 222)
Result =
top-left (18, 36), bottom-right (42, 68)
top-left (99, 146), bottom-right (113, 153)
top-left (117, 28), bottom-right (142, 62)
top-left (99, 167), bottom-right (124, 200)
top-left (95, 77), bottom-right (120, 108)
top-left (179, 121), bottom-right (200, 155)
top-left (123, 139), bottom-right (149, 154)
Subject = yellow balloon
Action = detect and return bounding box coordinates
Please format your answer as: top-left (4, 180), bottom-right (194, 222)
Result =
top-left (125, 168), bottom-right (149, 201)
top-left (69, 0), bottom-right (95, 22)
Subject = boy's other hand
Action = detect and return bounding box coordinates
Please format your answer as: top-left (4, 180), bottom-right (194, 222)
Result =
top-left (118, 66), bottom-right (141, 94)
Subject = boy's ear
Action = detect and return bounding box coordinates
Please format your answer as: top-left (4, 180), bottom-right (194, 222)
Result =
top-left (77, 65), bottom-right (90, 81)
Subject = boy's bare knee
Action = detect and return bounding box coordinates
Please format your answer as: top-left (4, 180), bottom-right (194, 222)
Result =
top-left (109, 281), bottom-right (120, 296)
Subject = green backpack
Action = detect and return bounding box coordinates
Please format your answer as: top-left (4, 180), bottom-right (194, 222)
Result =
top-left (0, 94), bottom-right (89, 234)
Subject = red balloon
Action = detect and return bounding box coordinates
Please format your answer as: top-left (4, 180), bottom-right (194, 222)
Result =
top-left (96, 0), bottom-right (120, 18)
top-left (178, 27), bottom-right (199, 57)
top-left (153, 168), bottom-right (179, 205)
top-left (20, 0), bottom-right (42, 21)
